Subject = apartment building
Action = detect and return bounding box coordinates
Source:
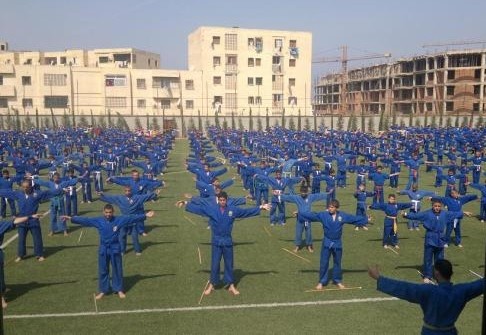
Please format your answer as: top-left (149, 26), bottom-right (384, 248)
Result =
top-left (0, 26), bottom-right (312, 118)
top-left (188, 26), bottom-right (312, 116)
top-left (314, 49), bottom-right (486, 115)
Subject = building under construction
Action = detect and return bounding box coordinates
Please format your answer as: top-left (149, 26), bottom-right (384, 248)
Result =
top-left (313, 49), bottom-right (486, 116)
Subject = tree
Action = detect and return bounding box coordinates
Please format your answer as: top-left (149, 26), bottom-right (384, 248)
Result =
top-left (222, 119), bottom-right (228, 130)
top-left (430, 115), bottom-right (437, 128)
top-left (35, 108), bottom-right (40, 129)
top-left (360, 111), bottom-right (365, 131)
top-left (439, 108), bottom-right (444, 127)
top-left (79, 112), bottom-right (89, 128)
top-left (460, 116), bottom-right (468, 128)
top-left (231, 112), bottom-right (236, 129)
top-left (249, 108), bottom-right (254, 131)
top-left (304, 117), bottom-right (311, 130)
top-left (382, 114), bottom-right (389, 131)
top-left (281, 108), bottom-right (286, 128)
top-left (408, 111), bottom-right (413, 127)
top-left (257, 117), bottom-right (263, 131)
top-left (0, 113), bottom-right (4, 129)
top-left (454, 115), bottom-right (460, 128)
top-left (423, 112), bottom-right (429, 127)
top-left (135, 116), bottom-right (142, 130)
top-left (43, 117), bottom-right (50, 129)
top-left (90, 109), bottom-right (95, 127)
top-left (107, 109), bottom-right (113, 127)
top-left (337, 114), bottom-right (344, 131)
top-left (204, 118), bottom-right (211, 130)
top-left (414, 118), bottom-right (421, 127)
top-left (237, 117), bottom-right (244, 130)
top-left (62, 109), bottom-right (71, 128)
top-left (347, 112), bottom-right (353, 131)
top-left (265, 108), bottom-right (270, 130)
top-left (367, 116), bottom-right (375, 133)
top-left (288, 115), bottom-right (296, 130)
top-left (378, 110), bottom-right (384, 131)
top-left (6, 108), bottom-right (13, 130)
top-left (391, 108), bottom-right (397, 127)
top-left (98, 116), bottom-right (107, 128)
top-left (146, 114), bottom-right (150, 130)
top-left (187, 117), bottom-right (196, 130)
top-left (24, 113), bottom-right (34, 130)
top-left (273, 119), bottom-right (280, 128)
top-left (116, 112), bottom-right (130, 131)
top-left (197, 110), bottom-right (203, 132)
top-left (445, 116), bottom-right (452, 127)
top-left (399, 118), bottom-right (406, 128)
top-left (215, 108), bottom-right (221, 128)
top-left (475, 114), bottom-right (483, 128)
top-left (297, 109), bottom-right (302, 131)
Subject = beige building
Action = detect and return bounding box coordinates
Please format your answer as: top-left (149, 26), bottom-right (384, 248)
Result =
top-left (314, 49), bottom-right (486, 116)
top-left (0, 26), bottom-right (312, 119)
top-left (188, 26), bottom-right (312, 116)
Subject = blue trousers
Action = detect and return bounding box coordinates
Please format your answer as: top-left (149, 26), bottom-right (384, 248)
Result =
top-left (0, 198), bottom-right (16, 218)
top-left (319, 246), bottom-right (343, 285)
top-left (480, 200), bottom-right (486, 220)
top-left (295, 220), bottom-right (312, 246)
top-left (445, 219), bottom-right (462, 245)
top-left (119, 224), bottom-right (141, 253)
top-left (17, 225), bottom-right (43, 258)
top-left (270, 198), bottom-right (285, 224)
top-left (383, 222), bottom-right (398, 246)
top-left (210, 244), bottom-right (234, 285)
top-left (65, 194), bottom-right (78, 216)
top-left (50, 202), bottom-right (67, 233)
top-left (423, 245), bottom-right (444, 279)
top-left (81, 182), bottom-right (93, 202)
top-left (255, 188), bottom-right (268, 206)
top-left (98, 249), bottom-right (123, 293)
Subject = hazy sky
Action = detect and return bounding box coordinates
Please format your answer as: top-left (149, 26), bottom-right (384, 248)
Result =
top-left (2, 0), bottom-right (485, 79)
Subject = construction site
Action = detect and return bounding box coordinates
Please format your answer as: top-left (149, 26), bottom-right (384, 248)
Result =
top-left (313, 46), bottom-right (486, 116)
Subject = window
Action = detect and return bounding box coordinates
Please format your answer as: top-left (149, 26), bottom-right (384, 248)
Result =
top-left (105, 75), bottom-right (126, 87)
top-left (255, 58), bottom-right (261, 66)
top-left (44, 74), bottom-right (67, 86)
top-left (213, 76), bottom-right (222, 85)
top-left (274, 39), bottom-right (283, 49)
top-left (213, 56), bottom-right (221, 67)
top-left (289, 78), bottom-right (296, 87)
top-left (186, 100), bottom-right (194, 109)
top-left (288, 97), bottom-right (297, 105)
top-left (426, 103), bottom-right (432, 111)
top-left (0, 76), bottom-right (2, 85)
top-left (214, 96), bottom-right (223, 104)
top-left (426, 87), bottom-right (433, 96)
top-left (226, 55), bottom-right (237, 65)
top-left (255, 96), bottom-right (262, 105)
top-left (44, 96), bottom-right (68, 108)
top-left (99, 56), bottom-right (109, 63)
top-left (272, 56), bottom-right (281, 65)
top-left (289, 40), bottom-right (297, 48)
top-left (248, 58), bottom-right (254, 67)
top-left (248, 96), bottom-right (254, 105)
top-left (22, 98), bottom-right (33, 108)
top-left (137, 99), bottom-right (146, 108)
top-left (446, 86), bottom-right (455, 96)
top-left (212, 36), bottom-right (220, 45)
top-left (474, 85), bottom-right (480, 95)
top-left (289, 59), bottom-right (296, 67)
top-left (475, 69), bottom-right (481, 79)
top-left (25, 59), bottom-right (32, 65)
top-left (446, 101), bottom-right (454, 111)
top-left (255, 77), bottom-right (263, 85)
top-left (0, 98), bottom-right (8, 108)
top-left (248, 38), bottom-right (254, 47)
top-left (225, 33), bottom-right (237, 50)
top-left (447, 70), bottom-right (455, 80)
top-left (105, 97), bottom-right (127, 108)
top-left (225, 93), bottom-right (237, 109)
top-left (255, 38), bottom-right (263, 52)
top-left (161, 99), bottom-right (171, 109)
top-left (427, 72), bottom-right (434, 81)
top-left (225, 74), bottom-right (237, 90)
top-left (185, 80), bottom-right (194, 90)
top-left (137, 78), bottom-right (146, 89)
top-left (473, 103), bottom-right (479, 111)
top-left (22, 76), bottom-right (32, 86)
top-left (60, 57), bottom-right (66, 65)
top-left (248, 77), bottom-right (254, 86)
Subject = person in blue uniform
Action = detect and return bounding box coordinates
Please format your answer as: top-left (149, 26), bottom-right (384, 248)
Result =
top-left (184, 192), bottom-right (270, 296)
top-left (300, 199), bottom-right (368, 290)
top-left (370, 194), bottom-right (412, 249)
top-left (399, 184), bottom-right (436, 231)
top-left (280, 184), bottom-right (328, 253)
top-left (368, 259), bottom-right (484, 335)
top-left (62, 204), bottom-right (155, 299)
top-left (353, 183), bottom-right (374, 230)
top-left (402, 199), bottom-right (470, 282)
top-left (0, 169), bottom-right (17, 218)
top-left (0, 179), bottom-right (64, 262)
top-left (469, 180), bottom-right (486, 222)
top-left (0, 215), bottom-right (37, 308)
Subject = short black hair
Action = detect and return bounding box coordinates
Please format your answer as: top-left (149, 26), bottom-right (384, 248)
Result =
top-left (218, 191), bottom-right (228, 200)
top-left (434, 259), bottom-right (453, 280)
top-left (103, 204), bottom-right (115, 211)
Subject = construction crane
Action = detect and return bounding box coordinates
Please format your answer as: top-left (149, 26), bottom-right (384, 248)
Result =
top-left (313, 46), bottom-right (391, 113)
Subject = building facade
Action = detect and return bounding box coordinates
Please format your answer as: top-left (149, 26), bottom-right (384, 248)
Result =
top-left (0, 26), bottom-right (312, 119)
top-left (314, 49), bottom-right (486, 116)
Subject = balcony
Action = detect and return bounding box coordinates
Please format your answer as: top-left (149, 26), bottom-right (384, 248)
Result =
top-left (0, 85), bottom-right (16, 97)
top-left (225, 64), bottom-right (238, 73)
top-left (153, 87), bottom-right (173, 98)
top-left (0, 64), bottom-right (14, 74)
top-left (272, 64), bottom-right (283, 74)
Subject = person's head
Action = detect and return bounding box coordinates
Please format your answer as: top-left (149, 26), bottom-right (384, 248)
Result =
top-left (327, 199), bottom-right (340, 214)
top-left (447, 168), bottom-right (455, 176)
top-left (329, 168), bottom-right (335, 176)
top-left (2, 169), bottom-right (9, 179)
top-left (103, 204), bottom-right (115, 220)
top-left (388, 194), bottom-right (396, 204)
top-left (433, 259), bottom-right (453, 281)
top-left (204, 164), bottom-right (210, 172)
top-left (52, 172), bottom-right (61, 183)
top-left (214, 185), bottom-right (222, 195)
top-left (359, 159), bottom-right (365, 166)
top-left (21, 179), bottom-right (33, 194)
top-left (411, 183), bottom-right (418, 192)
top-left (376, 166), bottom-right (383, 173)
top-left (124, 186), bottom-right (132, 197)
top-left (300, 184), bottom-right (309, 198)
top-left (67, 168), bottom-right (75, 176)
top-left (275, 170), bottom-right (282, 179)
top-left (260, 160), bottom-right (267, 168)
top-left (217, 191), bottom-right (228, 207)
top-left (431, 199), bottom-right (443, 214)
top-left (450, 189), bottom-right (459, 199)
top-left (358, 183), bottom-right (366, 192)
top-left (131, 170), bottom-right (140, 181)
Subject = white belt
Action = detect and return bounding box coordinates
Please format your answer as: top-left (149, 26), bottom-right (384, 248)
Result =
top-left (411, 199), bottom-right (420, 211)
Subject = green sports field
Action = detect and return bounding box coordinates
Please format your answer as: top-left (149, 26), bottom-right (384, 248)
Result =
top-left (2, 138), bottom-right (484, 334)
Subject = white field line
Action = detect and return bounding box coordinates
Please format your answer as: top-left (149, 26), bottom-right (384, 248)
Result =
top-left (0, 233), bottom-right (19, 249)
top-left (4, 297), bottom-right (398, 319)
